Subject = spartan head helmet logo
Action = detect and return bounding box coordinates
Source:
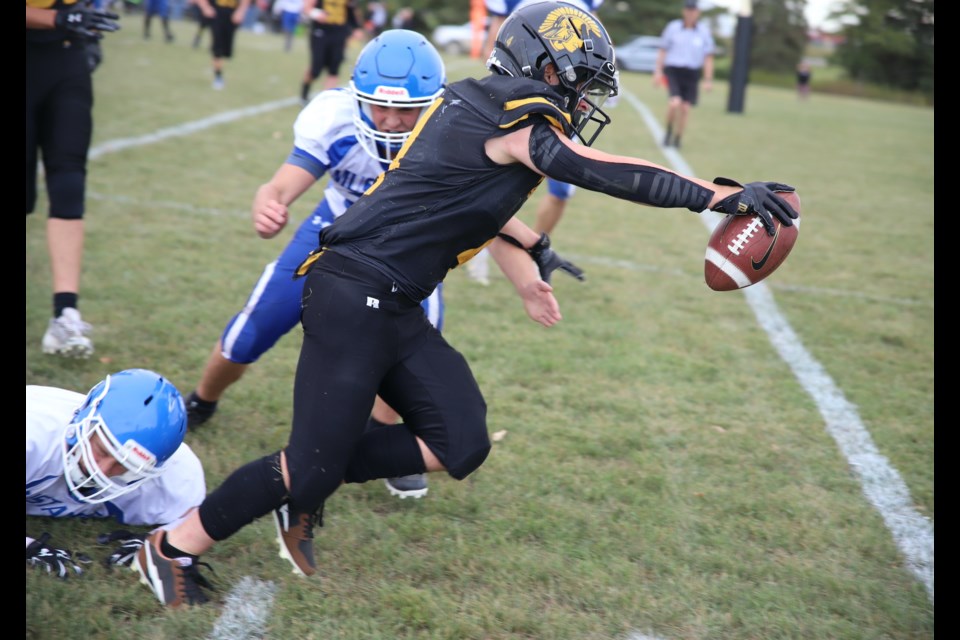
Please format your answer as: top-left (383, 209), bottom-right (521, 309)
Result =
top-left (538, 5), bottom-right (602, 53)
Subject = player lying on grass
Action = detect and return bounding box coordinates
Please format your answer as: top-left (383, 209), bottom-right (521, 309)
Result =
top-left (27, 369), bottom-right (207, 592)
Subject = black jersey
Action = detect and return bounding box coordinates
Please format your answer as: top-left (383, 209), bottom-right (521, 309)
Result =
top-left (311, 0), bottom-right (359, 31)
top-left (319, 74), bottom-right (574, 303)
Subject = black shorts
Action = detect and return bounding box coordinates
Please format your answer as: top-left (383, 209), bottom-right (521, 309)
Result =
top-left (665, 66), bottom-right (703, 105)
top-left (211, 6), bottom-right (239, 59)
top-left (26, 40), bottom-right (93, 217)
top-left (308, 26), bottom-right (351, 78)
top-left (285, 251), bottom-right (490, 505)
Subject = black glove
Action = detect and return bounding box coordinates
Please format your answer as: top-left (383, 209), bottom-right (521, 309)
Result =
top-left (97, 530), bottom-right (147, 569)
top-left (499, 232), bottom-right (585, 284)
top-left (711, 177), bottom-right (799, 236)
top-left (54, 4), bottom-right (120, 40)
top-left (530, 235), bottom-right (586, 283)
top-left (26, 533), bottom-right (91, 579)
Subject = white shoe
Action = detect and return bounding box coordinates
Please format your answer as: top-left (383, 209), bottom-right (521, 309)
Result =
top-left (212, 77), bottom-right (224, 90)
top-left (384, 474), bottom-right (428, 499)
top-left (42, 308), bottom-right (93, 358)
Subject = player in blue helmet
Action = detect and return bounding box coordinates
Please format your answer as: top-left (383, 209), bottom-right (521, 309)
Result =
top-left (62, 369), bottom-right (187, 504)
top-left (350, 30), bottom-right (446, 163)
top-left (183, 29), bottom-right (446, 501)
top-left (27, 369), bottom-right (206, 581)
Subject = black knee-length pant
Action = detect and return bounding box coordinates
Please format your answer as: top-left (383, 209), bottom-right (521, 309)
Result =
top-left (285, 251), bottom-right (491, 513)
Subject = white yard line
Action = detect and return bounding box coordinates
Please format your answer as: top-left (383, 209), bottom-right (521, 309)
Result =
top-left (623, 87), bottom-right (933, 603)
top-left (206, 577), bottom-right (277, 640)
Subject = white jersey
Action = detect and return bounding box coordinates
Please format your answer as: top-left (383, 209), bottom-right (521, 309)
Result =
top-left (25, 386), bottom-right (206, 530)
top-left (273, 0), bottom-right (304, 14)
top-left (288, 88), bottom-right (390, 218)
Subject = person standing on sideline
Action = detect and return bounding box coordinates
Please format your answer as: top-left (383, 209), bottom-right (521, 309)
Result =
top-left (299, 0), bottom-right (361, 104)
top-left (189, 0), bottom-right (214, 48)
top-left (143, 0), bottom-right (175, 42)
top-left (193, 0), bottom-right (252, 90)
top-left (27, 1), bottom-right (120, 359)
top-left (273, 0), bottom-right (304, 52)
top-left (131, 1), bottom-right (797, 607)
top-left (467, 0), bottom-right (604, 285)
top-left (653, 0), bottom-right (715, 149)
top-left (27, 369), bottom-right (208, 596)
top-left (796, 60), bottom-right (812, 100)
top-left (184, 30), bottom-right (448, 500)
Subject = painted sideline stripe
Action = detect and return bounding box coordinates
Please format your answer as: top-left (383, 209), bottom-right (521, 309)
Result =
top-left (623, 87), bottom-right (933, 603)
top-left (87, 61), bottom-right (478, 162)
top-left (206, 577), bottom-right (277, 640)
top-left (89, 97), bottom-right (302, 161)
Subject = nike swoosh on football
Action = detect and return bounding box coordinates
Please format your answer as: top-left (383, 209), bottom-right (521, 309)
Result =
top-left (751, 225), bottom-right (779, 270)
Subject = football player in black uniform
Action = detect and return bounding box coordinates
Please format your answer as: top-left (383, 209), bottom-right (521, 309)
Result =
top-left (27, 1), bottom-right (119, 358)
top-left (133, 2), bottom-right (799, 606)
top-left (194, 0), bottom-right (252, 90)
top-left (299, 0), bottom-right (362, 103)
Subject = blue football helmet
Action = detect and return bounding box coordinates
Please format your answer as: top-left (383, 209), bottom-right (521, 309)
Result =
top-left (487, 1), bottom-right (618, 146)
top-left (62, 369), bottom-right (187, 504)
top-left (350, 29), bottom-right (446, 163)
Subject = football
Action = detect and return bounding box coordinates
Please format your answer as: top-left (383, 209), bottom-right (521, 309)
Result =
top-left (704, 190), bottom-right (801, 291)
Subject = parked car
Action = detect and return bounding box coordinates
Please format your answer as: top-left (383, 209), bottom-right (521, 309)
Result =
top-left (615, 35), bottom-right (661, 73)
top-left (431, 21), bottom-right (487, 56)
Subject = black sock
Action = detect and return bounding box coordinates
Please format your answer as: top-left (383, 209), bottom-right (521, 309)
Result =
top-left (53, 293), bottom-right (78, 318)
top-left (301, 82), bottom-right (310, 101)
top-left (188, 391), bottom-right (217, 410)
top-left (160, 533), bottom-right (197, 561)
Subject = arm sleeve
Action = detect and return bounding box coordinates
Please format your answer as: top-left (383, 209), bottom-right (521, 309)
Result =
top-left (527, 122), bottom-right (714, 212)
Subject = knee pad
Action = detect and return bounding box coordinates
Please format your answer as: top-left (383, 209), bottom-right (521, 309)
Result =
top-left (198, 452), bottom-right (287, 541)
top-left (46, 171), bottom-right (85, 220)
top-left (446, 443), bottom-right (491, 481)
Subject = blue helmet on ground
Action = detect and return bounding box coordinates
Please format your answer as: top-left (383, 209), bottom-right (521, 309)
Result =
top-left (62, 369), bottom-right (187, 504)
top-left (350, 28), bottom-right (446, 163)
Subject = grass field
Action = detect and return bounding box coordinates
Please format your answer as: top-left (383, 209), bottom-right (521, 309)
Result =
top-left (26, 17), bottom-right (934, 640)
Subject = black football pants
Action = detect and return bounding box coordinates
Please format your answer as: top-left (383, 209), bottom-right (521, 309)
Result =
top-left (26, 40), bottom-right (92, 218)
top-left (285, 251), bottom-right (491, 514)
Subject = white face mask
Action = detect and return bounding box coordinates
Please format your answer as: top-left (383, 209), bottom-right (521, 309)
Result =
top-left (62, 376), bottom-right (162, 504)
top-left (350, 82), bottom-right (441, 164)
